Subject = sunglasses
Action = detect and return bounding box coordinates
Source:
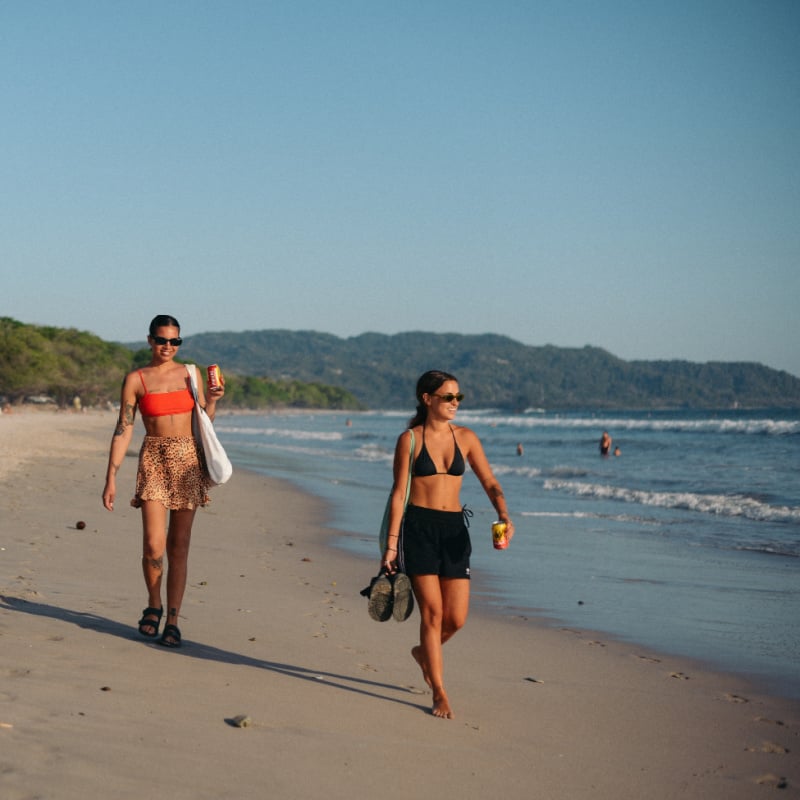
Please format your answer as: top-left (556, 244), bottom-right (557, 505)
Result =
top-left (151, 336), bottom-right (183, 346)
top-left (433, 393), bottom-right (464, 403)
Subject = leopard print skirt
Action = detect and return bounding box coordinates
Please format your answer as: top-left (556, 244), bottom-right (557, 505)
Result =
top-left (131, 435), bottom-right (210, 511)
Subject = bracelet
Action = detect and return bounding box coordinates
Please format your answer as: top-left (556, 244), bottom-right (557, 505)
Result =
top-left (385, 547), bottom-right (397, 552)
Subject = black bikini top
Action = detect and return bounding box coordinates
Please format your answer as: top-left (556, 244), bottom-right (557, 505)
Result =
top-left (413, 425), bottom-right (465, 477)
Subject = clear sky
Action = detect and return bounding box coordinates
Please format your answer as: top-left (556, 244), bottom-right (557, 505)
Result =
top-left (2, 1), bottom-right (798, 376)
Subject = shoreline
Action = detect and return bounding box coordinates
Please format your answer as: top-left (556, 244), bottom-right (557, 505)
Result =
top-left (328, 511), bottom-right (796, 703)
top-left (1, 409), bottom-right (798, 798)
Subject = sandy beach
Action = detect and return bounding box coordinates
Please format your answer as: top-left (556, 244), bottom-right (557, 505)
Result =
top-left (1, 409), bottom-right (798, 799)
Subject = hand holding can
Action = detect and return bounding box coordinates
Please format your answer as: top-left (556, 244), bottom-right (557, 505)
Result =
top-left (491, 521), bottom-right (508, 550)
top-left (207, 364), bottom-right (222, 390)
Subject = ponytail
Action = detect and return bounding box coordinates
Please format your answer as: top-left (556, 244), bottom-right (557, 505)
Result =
top-left (408, 403), bottom-right (428, 429)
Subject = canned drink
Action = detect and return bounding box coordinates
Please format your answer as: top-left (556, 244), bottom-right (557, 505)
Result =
top-left (491, 521), bottom-right (508, 550)
top-left (207, 364), bottom-right (221, 390)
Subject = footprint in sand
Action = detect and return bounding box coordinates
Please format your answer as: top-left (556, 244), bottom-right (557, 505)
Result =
top-left (636, 655), bottom-right (661, 664)
top-left (670, 671), bottom-right (690, 680)
top-left (755, 716), bottom-right (785, 727)
top-left (747, 741), bottom-right (790, 754)
top-left (756, 773), bottom-right (788, 789)
top-left (725, 692), bottom-right (748, 704)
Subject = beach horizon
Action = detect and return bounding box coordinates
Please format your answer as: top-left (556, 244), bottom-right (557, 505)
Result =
top-left (1, 408), bottom-right (798, 799)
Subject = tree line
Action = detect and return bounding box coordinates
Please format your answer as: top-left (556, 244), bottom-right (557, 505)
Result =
top-left (0, 318), bottom-right (363, 410)
top-left (3, 318), bottom-right (798, 411)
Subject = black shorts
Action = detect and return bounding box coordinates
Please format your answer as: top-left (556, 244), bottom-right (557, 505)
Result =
top-left (400, 504), bottom-right (471, 579)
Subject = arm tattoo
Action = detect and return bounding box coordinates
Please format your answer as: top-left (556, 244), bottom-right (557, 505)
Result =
top-left (113, 403), bottom-right (136, 437)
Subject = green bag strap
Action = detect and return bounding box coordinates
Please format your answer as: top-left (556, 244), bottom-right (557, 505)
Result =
top-left (404, 429), bottom-right (415, 505)
top-left (378, 428), bottom-right (415, 553)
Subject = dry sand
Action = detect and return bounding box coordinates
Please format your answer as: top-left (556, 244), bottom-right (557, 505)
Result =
top-left (1, 409), bottom-right (798, 799)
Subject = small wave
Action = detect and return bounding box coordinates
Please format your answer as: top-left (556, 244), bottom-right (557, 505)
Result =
top-left (353, 443), bottom-right (393, 463)
top-left (492, 464), bottom-right (543, 479)
top-left (520, 510), bottom-right (660, 525)
top-left (457, 414), bottom-right (800, 436)
top-left (236, 440), bottom-right (342, 459)
top-left (221, 425), bottom-right (344, 442)
top-left (493, 464), bottom-right (588, 480)
top-left (544, 479), bottom-right (800, 524)
top-left (737, 545), bottom-right (800, 559)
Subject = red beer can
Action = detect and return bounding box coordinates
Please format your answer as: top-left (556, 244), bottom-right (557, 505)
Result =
top-left (207, 364), bottom-right (221, 390)
top-left (491, 521), bottom-right (508, 550)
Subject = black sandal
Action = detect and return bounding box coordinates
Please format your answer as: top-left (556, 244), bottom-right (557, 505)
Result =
top-left (159, 624), bottom-right (182, 648)
top-left (137, 606), bottom-right (163, 638)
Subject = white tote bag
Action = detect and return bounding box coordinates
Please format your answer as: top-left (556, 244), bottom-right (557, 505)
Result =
top-left (186, 365), bottom-right (233, 485)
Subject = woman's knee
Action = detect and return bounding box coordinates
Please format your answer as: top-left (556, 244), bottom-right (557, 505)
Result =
top-left (166, 534), bottom-right (191, 561)
top-left (442, 612), bottom-right (467, 639)
top-left (418, 600), bottom-right (444, 629)
top-left (142, 535), bottom-right (166, 560)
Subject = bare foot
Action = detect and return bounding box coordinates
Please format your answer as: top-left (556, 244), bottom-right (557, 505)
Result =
top-left (411, 645), bottom-right (433, 688)
top-left (432, 686), bottom-right (454, 719)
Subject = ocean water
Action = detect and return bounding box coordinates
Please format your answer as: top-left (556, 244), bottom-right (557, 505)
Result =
top-left (214, 408), bottom-right (800, 699)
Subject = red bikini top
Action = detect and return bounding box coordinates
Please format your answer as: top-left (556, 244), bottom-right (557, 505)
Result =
top-left (137, 370), bottom-right (195, 417)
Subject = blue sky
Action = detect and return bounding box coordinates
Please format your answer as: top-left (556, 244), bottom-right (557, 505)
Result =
top-left (2, 1), bottom-right (798, 376)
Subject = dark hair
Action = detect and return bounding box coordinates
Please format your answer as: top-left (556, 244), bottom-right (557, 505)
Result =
top-left (408, 370), bottom-right (458, 428)
top-left (148, 315), bottom-right (181, 337)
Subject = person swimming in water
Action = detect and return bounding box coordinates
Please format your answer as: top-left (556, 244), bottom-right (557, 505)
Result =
top-left (599, 430), bottom-right (612, 456)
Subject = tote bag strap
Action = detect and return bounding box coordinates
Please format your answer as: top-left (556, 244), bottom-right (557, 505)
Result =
top-left (185, 364), bottom-right (201, 405)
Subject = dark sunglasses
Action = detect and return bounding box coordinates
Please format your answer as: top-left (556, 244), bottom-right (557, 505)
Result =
top-left (433, 393), bottom-right (464, 403)
top-left (151, 336), bottom-right (183, 346)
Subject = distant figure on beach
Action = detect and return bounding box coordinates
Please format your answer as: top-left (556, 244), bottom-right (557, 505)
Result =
top-left (516, 442), bottom-right (524, 456)
top-left (599, 430), bottom-right (612, 456)
top-left (102, 315), bottom-right (225, 648)
top-left (381, 370), bottom-right (514, 719)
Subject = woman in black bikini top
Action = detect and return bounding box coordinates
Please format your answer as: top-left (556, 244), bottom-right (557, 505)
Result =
top-left (380, 369), bottom-right (514, 720)
top-left (413, 425), bottom-right (465, 477)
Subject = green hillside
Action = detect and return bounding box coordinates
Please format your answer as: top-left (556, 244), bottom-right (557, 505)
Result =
top-left (177, 329), bottom-right (800, 410)
top-left (0, 318), bottom-right (134, 406)
top-left (3, 318), bottom-right (798, 411)
top-left (0, 319), bottom-right (362, 410)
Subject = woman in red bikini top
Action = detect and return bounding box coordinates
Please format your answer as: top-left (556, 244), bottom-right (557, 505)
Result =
top-left (102, 315), bottom-right (225, 649)
top-left (135, 368), bottom-right (196, 419)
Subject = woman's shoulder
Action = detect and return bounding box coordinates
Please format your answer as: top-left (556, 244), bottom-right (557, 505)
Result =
top-left (451, 422), bottom-right (475, 436)
top-left (452, 424), bottom-right (479, 446)
top-left (398, 426), bottom-right (419, 443)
